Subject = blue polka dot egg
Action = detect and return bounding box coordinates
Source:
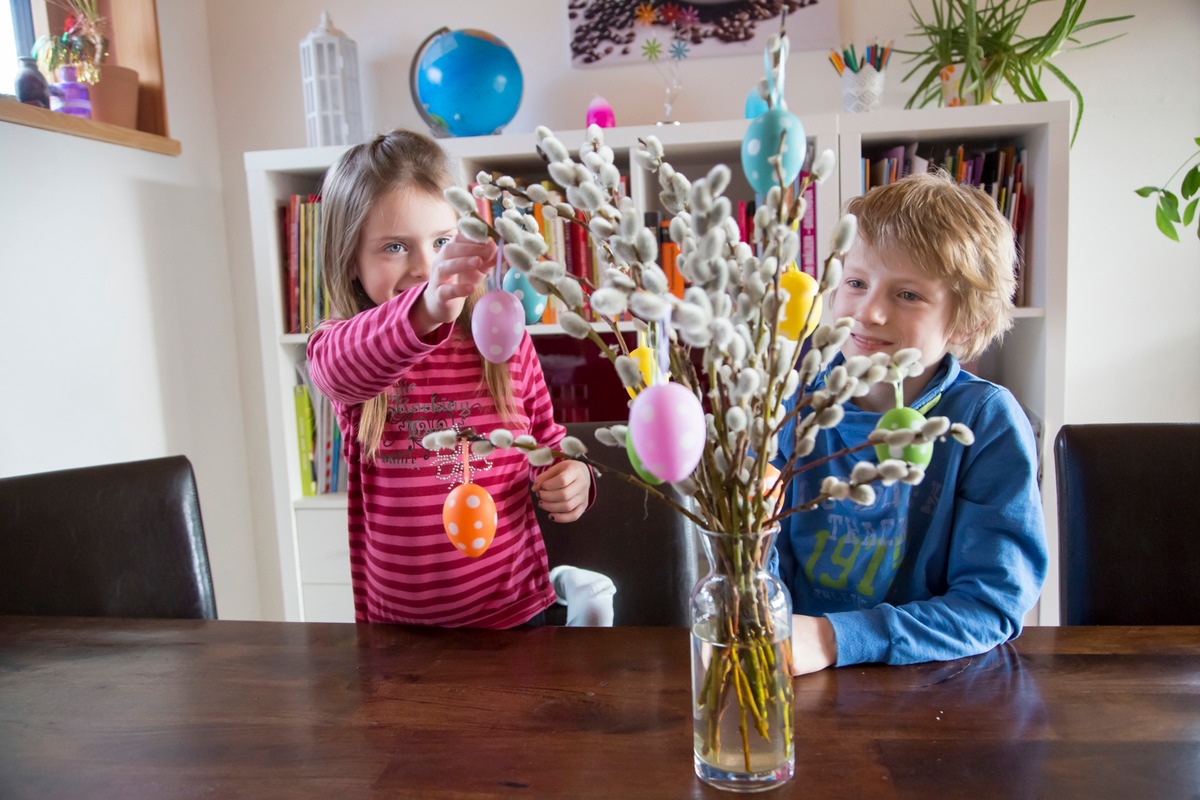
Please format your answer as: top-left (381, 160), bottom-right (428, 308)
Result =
top-left (501, 268), bottom-right (547, 325)
top-left (742, 107), bottom-right (807, 196)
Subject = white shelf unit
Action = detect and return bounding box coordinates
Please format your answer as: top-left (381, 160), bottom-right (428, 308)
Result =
top-left (245, 106), bottom-right (1065, 623)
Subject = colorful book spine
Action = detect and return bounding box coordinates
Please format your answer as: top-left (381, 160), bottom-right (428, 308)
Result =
top-left (799, 174), bottom-right (817, 278)
top-left (293, 384), bottom-right (316, 497)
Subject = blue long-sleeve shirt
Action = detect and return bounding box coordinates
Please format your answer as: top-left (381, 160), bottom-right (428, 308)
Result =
top-left (770, 354), bottom-right (1048, 666)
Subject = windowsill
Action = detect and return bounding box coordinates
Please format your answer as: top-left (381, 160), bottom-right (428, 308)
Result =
top-left (0, 95), bottom-right (181, 155)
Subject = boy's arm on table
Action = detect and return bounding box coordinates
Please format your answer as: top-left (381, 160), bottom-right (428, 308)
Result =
top-left (799, 388), bottom-right (1049, 672)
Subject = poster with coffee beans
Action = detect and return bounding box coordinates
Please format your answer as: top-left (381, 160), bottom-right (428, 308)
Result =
top-left (567, 0), bottom-right (837, 67)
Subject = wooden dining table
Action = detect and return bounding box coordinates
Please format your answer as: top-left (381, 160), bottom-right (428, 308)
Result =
top-left (0, 617), bottom-right (1196, 799)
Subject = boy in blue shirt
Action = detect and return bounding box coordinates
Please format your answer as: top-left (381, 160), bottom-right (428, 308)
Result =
top-left (772, 171), bottom-right (1048, 675)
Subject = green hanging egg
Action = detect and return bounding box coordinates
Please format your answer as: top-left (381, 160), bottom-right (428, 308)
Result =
top-left (873, 406), bottom-right (933, 467)
top-left (626, 428), bottom-right (664, 485)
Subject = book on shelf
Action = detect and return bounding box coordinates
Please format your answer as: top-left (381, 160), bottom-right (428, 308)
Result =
top-left (293, 382), bottom-right (316, 497)
top-left (279, 193), bottom-right (324, 334)
top-left (861, 139), bottom-right (1031, 305)
top-left (798, 173), bottom-right (817, 278)
top-left (293, 362), bottom-right (345, 496)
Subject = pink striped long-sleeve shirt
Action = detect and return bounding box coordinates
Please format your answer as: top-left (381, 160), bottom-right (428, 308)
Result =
top-left (307, 285), bottom-right (561, 628)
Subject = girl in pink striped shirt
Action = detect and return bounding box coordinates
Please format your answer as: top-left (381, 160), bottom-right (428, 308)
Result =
top-left (307, 130), bottom-right (595, 628)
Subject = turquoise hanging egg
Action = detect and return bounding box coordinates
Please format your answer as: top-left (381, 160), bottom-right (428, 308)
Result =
top-left (741, 107), bottom-right (807, 196)
top-left (501, 268), bottom-right (548, 325)
top-left (744, 86), bottom-right (768, 119)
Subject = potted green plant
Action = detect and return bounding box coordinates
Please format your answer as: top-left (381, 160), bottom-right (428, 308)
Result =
top-left (899, 0), bottom-right (1132, 145)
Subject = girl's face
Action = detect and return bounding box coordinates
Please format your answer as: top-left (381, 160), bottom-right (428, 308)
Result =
top-left (354, 185), bottom-right (457, 307)
top-left (832, 238), bottom-right (962, 372)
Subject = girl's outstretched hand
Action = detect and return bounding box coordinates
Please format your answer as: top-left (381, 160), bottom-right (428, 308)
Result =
top-left (416, 234), bottom-right (497, 334)
top-left (532, 460), bottom-right (592, 523)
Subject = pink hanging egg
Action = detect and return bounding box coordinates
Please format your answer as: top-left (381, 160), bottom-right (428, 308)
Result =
top-left (628, 383), bottom-right (706, 483)
top-left (443, 483), bottom-right (498, 557)
top-left (585, 95), bottom-right (616, 128)
top-left (472, 289), bottom-right (525, 363)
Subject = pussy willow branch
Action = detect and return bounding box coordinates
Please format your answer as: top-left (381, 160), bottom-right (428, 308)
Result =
top-left (477, 179), bottom-right (614, 286)
top-left (455, 432), bottom-right (709, 528)
top-left (469, 213), bottom-right (630, 363)
top-left (767, 440), bottom-right (876, 527)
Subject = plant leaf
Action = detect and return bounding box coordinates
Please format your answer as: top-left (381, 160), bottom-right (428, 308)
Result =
top-left (1042, 61), bottom-right (1083, 146)
top-left (1161, 192), bottom-right (1181, 221)
top-left (1134, 186), bottom-right (1161, 198)
top-left (1182, 166), bottom-right (1200, 200)
top-left (1156, 205), bottom-right (1180, 241)
top-left (1183, 198), bottom-right (1198, 228)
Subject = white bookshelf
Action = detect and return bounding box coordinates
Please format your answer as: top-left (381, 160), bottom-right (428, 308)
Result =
top-left (245, 104), bottom-right (1067, 624)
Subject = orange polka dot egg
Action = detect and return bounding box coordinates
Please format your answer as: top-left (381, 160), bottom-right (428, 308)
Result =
top-left (443, 483), bottom-right (498, 557)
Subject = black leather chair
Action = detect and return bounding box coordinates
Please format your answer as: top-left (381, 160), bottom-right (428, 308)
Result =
top-left (537, 422), bottom-right (697, 626)
top-left (0, 455), bottom-right (217, 619)
top-left (1054, 423), bottom-right (1200, 625)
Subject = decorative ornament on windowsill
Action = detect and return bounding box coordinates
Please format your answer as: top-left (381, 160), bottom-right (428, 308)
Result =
top-left (32, 0), bottom-right (140, 128)
top-left (49, 63), bottom-right (90, 118)
top-left (425, 20), bottom-right (977, 794)
top-left (300, 12), bottom-right (364, 147)
top-left (15, 57), bottom-right (51, 108)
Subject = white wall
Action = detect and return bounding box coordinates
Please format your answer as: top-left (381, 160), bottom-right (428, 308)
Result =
top-left (4, 1), bottom-right (1194, 622)
top-left (0, 1), bottom-right (262, 619)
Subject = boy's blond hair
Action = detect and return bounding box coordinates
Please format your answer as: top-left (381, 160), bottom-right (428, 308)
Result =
top-left (844, 170), bottom-right (1016, 362)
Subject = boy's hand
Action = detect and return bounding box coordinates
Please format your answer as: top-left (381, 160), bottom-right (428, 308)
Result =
top-left (417, 234), bottom-right (497, 334)
top-left (790, 614), bottom-right (838, 675)
top-left (532, 460), bottom-right (592, 523)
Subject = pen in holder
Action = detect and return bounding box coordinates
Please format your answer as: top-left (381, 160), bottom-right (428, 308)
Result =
top-left (841, 64), bottom-right (885, 113)
top-left (830, 42), bottom-right (891, 114)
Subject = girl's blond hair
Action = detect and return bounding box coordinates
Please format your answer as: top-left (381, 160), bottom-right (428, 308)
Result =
top-left (318, 130), bottom-right (516, 461)
top-left (844, 170), bottom-right (1016, 362)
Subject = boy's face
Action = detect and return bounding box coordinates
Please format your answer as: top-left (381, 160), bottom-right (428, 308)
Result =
top-left (832, 239), bottom-right (962, 371)
top-left (354, 185), bottom-right (457, 307)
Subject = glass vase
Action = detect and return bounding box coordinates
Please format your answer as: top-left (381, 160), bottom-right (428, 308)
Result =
top-left (691, 523), bottom-right (794, 792)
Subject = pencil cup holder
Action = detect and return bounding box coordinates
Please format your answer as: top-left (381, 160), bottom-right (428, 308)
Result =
top-left (841, 65), bottom-right (885, 113)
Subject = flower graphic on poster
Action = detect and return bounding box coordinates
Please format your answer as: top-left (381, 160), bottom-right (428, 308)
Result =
top-left (567, 0), bottom-right (836, 67)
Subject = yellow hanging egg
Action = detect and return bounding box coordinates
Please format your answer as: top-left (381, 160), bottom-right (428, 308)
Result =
top-left (443, 483), bottom-right (498, 557)
top-left (624, 345), bottom-right (660, 399)
top-left (779, 269), bottom-right (822, 341)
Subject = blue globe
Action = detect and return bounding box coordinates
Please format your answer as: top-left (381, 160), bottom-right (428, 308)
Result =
top-left (410, 28), bottom-right (523, 138)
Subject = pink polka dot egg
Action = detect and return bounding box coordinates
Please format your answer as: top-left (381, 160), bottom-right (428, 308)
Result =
top-left (443, 483), bottom-right (498, 557)
top-left (472, 288), bottom-right (525, 363)
top-left (628, 382), bottom-right (706, 483)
